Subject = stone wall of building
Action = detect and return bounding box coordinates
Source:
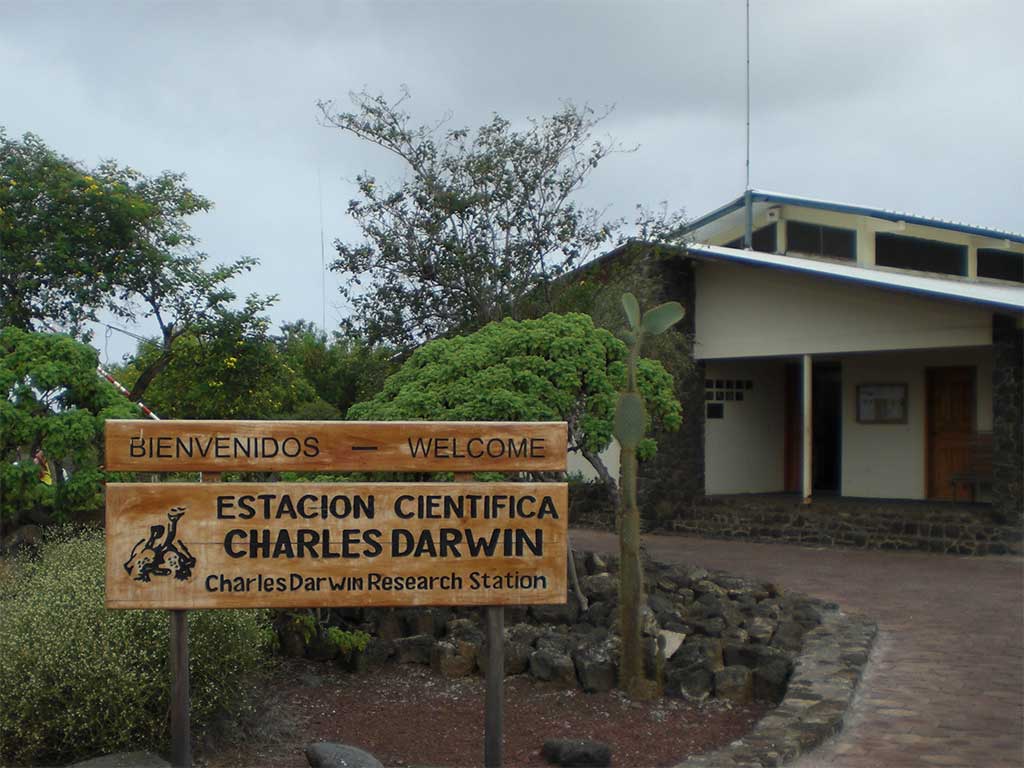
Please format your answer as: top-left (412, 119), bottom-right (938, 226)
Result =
top-left (547, 243), bottom-right (705, 520)
top-left (668, 495), bottom-right (1023, 556)
top-left (992, 314), bottom-right (1023, 524)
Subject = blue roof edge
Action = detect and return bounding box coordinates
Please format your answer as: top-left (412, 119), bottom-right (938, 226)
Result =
top-left (678, 190), bottom-right (1024, 245)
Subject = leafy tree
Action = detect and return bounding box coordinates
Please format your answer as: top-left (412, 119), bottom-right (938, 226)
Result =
top-left (317, 88), bottom-right (684, 348)
top-left (114, 306), bottom-right (325, 420)
top-left (615, 294), bottom-right (685, 700)
top-left (274, 321), bottom-right (397, 418)
top-left (0, 328), bottom-right (137, 528)
top-left (347, 313), bottom-right (681, 492)
top-left (0, 129), bottom-right (267, 399)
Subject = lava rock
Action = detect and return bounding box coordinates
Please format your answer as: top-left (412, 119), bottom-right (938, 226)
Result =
top-left (792, 602), bottom-right (824, 630)
top-left (529, 649), bottom-right (578, 686)
top-left (771, 620), bottom-right (806, 652)
top-left (394, 634), bottom-right (434, 665)
top-left (541, 739), bottom-right (611, 767)
top-left (580, 572), bottom-right (618, 601)
top-left (580, 600), bottom-right (614, 627)
top-left (530, 596), bottom-right (581, 625)
top-left (671, 636), bottom-right (724, 671)
top-left (305, 742), bottom-right (383, 768)
top-left (477, 638), bottom-right (531, 676)
top-left (507, 622), bottom-right (542, 647)
top-left (571, 639), bottom-right (617, 693)
top-left (665, 663), bottom-right (713, 702)
top-left (746, 616), bottom-right (776, 644)
top-left (432, 639), bottom-right (476, 677)
top-left (714, 665), bottom-right (754, 704)
top-left (692, 617), bottom-right (725, 637)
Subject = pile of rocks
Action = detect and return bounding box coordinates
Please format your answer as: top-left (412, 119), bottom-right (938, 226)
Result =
top-left (284, 550), bottom-right (832, 705)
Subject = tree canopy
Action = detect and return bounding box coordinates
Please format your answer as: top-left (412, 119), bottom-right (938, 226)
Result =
top-left (0, 129), bottom-right (268, 399)
top-left (0, 328), bottom-right (137, 526)
top-left (274, 321), bottom-right (397, 419)
top-left (113, 308), bottom-right (329, 421)
top-left (318, 89), bottom-right (684, 348)
top-left (348, 312), bottom-right (681, 486)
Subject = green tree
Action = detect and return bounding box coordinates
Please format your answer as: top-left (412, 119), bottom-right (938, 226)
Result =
top-left (115, 306), bottom-right (325, 420)
top-left (0, 129), bottom-right (267, 399)
top-left (615, 294), bottom-right (685, 699)
top-left (347, 313), bottom-right (681, 492)
top-left (274, 321), bottom-right (397, 418)
top-left (317, 88), bottom-right (684, 348)
top-left (0, 328), bottom-right (137, 528)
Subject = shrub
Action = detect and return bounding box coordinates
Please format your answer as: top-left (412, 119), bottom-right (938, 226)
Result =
top-left (0, 527), bottom-right (272, 765)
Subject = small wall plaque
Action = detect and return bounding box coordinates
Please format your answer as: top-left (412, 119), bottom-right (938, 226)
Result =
top-left (856, 383), bottom-right (908, 424)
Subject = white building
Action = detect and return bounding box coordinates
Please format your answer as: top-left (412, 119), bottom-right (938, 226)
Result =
top-left (579, 191), bottom-right (1024, 521)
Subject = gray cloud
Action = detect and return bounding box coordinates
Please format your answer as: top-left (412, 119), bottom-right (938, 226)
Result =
top-left (3, 0), bottom-right (1020, 357)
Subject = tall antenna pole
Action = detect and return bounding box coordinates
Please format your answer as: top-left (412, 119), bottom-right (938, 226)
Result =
top-left (315, 167), bottom-right (323, 335)
top-left (743, 0), bottom-right (753, 249)
top-left (745, 0), bottom-right (751, 192)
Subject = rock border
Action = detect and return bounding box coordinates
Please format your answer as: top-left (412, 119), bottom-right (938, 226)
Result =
top-left (676, 609), bottom-right (878, 767)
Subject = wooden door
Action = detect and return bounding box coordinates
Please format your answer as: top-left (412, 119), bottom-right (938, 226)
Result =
top-left (926, 367), bottom-right (975, 499)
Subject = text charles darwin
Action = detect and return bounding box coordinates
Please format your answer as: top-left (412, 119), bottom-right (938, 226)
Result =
top-left (216, 491), bottom-right (559, 560)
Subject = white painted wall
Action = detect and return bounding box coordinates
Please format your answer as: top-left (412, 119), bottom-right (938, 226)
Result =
top-left (566, 439), bottom-right (620, 484)
top-left (694, 262), bottom-right (995, 360)
top-left (841, 347), bottom-right (994, 500)
top-left (704, 359), bottom-right (786, 494)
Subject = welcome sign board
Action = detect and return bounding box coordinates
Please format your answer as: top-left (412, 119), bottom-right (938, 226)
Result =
top-left (105, 420), bottom-right (568, 473)
top-left (104, 420), bottom-right (569, 610)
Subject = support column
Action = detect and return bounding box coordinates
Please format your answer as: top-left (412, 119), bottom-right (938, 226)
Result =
top-left (802, 354), bottom-right (813, 504)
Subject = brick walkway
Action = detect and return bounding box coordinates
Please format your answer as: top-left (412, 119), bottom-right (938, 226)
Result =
top-left (571, 529), bottom-right (1024, 768)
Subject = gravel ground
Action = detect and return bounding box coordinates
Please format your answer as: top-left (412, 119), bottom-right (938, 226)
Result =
top-left (201, 659), bottom-right (769, 768)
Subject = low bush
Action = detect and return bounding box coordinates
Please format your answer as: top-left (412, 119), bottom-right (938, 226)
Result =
top-left (0, 527), bottom-right (272, 766)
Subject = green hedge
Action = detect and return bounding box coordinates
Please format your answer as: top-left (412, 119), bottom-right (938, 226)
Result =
top-left (0, 528), bottom-right (273, 765)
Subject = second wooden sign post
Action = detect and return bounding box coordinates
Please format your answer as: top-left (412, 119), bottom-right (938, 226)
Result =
top-left (105, 420), bottom-right (569, 768)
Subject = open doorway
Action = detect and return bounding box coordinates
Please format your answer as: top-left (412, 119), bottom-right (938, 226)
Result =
top-left (784, 361), bottom-right (842, 493)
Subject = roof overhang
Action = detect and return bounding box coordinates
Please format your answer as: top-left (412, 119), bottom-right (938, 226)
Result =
top-left (677, 189), bottom-right (1024, 245)
top-left (687, 244), bottom-right (1024, 313)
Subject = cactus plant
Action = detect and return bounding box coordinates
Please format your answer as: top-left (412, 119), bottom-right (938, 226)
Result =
top-left (614, 292), bottom-right (684, 699)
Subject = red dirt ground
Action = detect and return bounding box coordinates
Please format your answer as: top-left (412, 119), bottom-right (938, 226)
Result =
top-left (202, 659), bottom-right (769, 768)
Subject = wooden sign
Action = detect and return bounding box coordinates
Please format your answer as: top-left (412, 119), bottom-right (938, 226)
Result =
top-left (105, 420), bottom-right (568, 472)
top-left (105, 482), bottom-right (568, 609)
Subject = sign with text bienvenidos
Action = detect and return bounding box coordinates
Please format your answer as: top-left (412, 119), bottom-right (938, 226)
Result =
top-left (105, 420), bottom-right (568, 473)
top-left (105, 482), bottom-right (568, 609)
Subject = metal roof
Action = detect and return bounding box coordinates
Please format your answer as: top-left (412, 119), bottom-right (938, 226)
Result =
top-left (687, 243), bottom-right (1024, 312)
top-left (680, 190), bottom-right (1024, 245)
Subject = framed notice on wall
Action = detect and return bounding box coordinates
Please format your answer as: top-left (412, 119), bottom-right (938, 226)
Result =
top-left (857, 383), bottom-right (908, 424)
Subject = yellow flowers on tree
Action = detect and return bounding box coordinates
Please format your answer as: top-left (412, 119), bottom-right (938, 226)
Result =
top-left (615, 292), bottom-right (685, 699)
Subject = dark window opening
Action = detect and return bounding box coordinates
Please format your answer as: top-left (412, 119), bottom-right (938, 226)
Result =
top-left (724, 223), bottom-right (777, 253)
top-left (875, 233), bottom-right (966, 276)
top-left (977, 248), bottom-right (1023, 283)
top-left (706, 403), bottom-right (724, 419)
top-left (786, 221), bottom-right (856, 261)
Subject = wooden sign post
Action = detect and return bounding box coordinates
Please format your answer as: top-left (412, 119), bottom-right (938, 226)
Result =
top-left (105, 421), bottom-right (568, 768)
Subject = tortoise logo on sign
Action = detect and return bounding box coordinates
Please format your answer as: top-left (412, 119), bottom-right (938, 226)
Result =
top-left (123, 507), bottom-right (197, 582)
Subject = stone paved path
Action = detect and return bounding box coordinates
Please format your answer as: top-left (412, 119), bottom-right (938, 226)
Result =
top-left (571, 529), bottom-right (1024, 768)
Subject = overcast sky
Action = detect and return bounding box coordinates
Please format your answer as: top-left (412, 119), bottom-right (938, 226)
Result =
top-left (3, 0), bottom-right (1021, 359)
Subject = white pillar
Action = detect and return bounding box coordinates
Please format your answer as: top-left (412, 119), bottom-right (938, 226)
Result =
top-left (802, 354), bottom-right (813, 504)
